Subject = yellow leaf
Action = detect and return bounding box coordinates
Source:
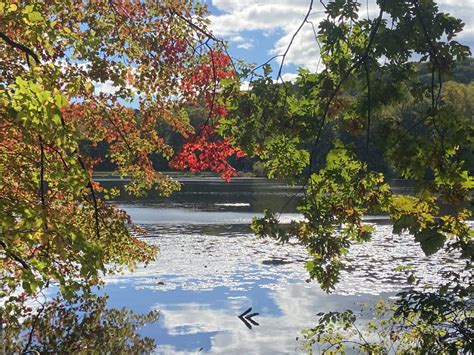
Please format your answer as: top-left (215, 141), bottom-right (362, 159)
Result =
top-left (28, 11), bottom-right (43, 23)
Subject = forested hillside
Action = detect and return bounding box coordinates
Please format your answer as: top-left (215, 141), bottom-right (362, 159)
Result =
top-left (90, 59), bottom-right (474, 177)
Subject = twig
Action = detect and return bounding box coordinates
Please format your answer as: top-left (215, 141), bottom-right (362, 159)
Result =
top-left (306, 19), bottom-right (323, 73)
top-left (22, 305), bottom-right (45, 353)
top-left (39, 135), bottom-right (46, 209)
top-left (364, 60), bottom-right (371, 155)
top-left (77, 156), bottom-right (101, 241)
top-left (277, 0), bottom-right (314, 81)
top-left (170, 9), bottom-right (238, 73)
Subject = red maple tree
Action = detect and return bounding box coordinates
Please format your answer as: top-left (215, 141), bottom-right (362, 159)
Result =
top-left (170, 50), bottom-right (245, 181)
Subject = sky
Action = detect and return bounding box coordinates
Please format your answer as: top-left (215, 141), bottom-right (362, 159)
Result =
top-left (94, 1), bottom-right (473, 97)
top-left (205, 0), bottom-right (474, 80)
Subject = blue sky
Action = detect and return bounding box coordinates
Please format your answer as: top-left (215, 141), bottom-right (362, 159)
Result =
top-left (205, 0), bottom-right (474, 81)
top-left (95, 1), bottom-right (473, 98)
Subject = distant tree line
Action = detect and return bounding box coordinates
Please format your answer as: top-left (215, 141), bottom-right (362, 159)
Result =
top-left (88, 59), bottom-right (473, 177)
top-left (418, 57), bottom-right (474, 84)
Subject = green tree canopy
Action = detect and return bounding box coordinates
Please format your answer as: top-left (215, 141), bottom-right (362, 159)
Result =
top-left (0, 0), bottom-right (233, 349)
top-left (220, 0), bottom-right (473, 352)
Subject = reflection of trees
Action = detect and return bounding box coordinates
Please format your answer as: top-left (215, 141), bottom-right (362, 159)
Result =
top-left (4, 293), bottom-right (159, 353)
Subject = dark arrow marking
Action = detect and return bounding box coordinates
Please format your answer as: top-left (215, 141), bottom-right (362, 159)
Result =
top-left (238, 307), bottom-right (260, 329)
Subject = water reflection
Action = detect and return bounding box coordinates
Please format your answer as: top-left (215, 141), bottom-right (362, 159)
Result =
top-left (5, 293), bottom-right (159, 354)
top-left (102, 219), bottom-right (461, 353)
top-left (100, 177), bottom-right (303, 213)
top-left (105, 275), bottom-right (388, 354)
top-left (17, 178), bottom-right (459, 353)
top-left (108, 222), bottom-right (459, 295)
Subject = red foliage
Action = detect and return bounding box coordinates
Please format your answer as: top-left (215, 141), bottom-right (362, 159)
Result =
top-left (170, 125), bottom-right (245, 182)
top-left (180, 50), bottom-right (234, 107)
top-left (171, 50), bottom-right (244, 181)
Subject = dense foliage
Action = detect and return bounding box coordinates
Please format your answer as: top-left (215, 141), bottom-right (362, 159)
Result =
top-left (0, 0), bottom-right (239, 350)
top-left (219, 0), bottom-right (473, 352)
top-left (1, 0), bottom-right (472, 352)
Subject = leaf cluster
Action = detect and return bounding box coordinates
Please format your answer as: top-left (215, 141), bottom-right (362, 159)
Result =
top-left (222, 0), bottom-right (473, 352)
top-left (0, 0), bottom-right (224, 344)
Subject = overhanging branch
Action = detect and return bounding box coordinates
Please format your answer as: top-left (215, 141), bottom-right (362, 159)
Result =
top-left (0, 31), bottom-right (40, 65)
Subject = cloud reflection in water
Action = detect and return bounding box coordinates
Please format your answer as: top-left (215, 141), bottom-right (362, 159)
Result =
top-left (103, 218), bottom-right (461, 354)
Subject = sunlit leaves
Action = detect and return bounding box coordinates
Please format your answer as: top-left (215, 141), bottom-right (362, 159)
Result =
top-left (0, 0), bottom-right (224, 340)
top-left (303, 293), bottom-right (473, 354)
top-left (224, 2), bottom-right (472, 350)
top-left (261, 135), bottom-right (309, 183)
top-left (4, 293), bottom-right (159, 353)
top-left (170, 50), bottom-right (246, 181)
top-left (170, 124), bottom-right (245, 182)
top-left (253, 146), bottom-right (391, 291)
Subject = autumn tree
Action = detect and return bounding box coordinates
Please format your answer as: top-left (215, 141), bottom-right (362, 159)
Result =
top-left (0, 0), bottom-right (238, 350)
top-left (220, 0), bottom-right (473, 352)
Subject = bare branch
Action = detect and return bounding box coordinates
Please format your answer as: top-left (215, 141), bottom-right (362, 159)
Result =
top-left (277, 0), bottom-right (314, 81)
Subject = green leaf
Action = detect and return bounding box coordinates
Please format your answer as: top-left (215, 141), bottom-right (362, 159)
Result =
top-left (23, 5), bottom-right (34, 14)
top-left (263, 63), bottom-right (272, 77)
top-left (393, 215), bottom-right (419, 235)
top-left (28, 11), bottom-right (44, 23)
top-left (414, 229), bottom-right (446, 256)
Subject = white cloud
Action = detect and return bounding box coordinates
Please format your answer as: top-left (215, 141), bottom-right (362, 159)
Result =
top-left (240, 80), bottom-right (250, 91)
top-left (230, 35), bottom-right (245, 42)
top-left (279, 72), bottom-right (299, 83)
top-left (237, 41), bottom-right (254, 49)
top-left (229, 34), bottom-right (255, 49)
top-left (269, 14), bottom-right (324, 72)
top-left (209, 1), bottom-right (311, 37)
top-left (94, 80), bottom-right (119, 95)
top-left (210, 0), bottom-right (474, 74)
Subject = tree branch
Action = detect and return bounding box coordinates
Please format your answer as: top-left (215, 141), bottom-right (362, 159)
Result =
top-left (364, 59), bottom-right (371, 155)
top-left (22, 304), bottom-right (45, 353)
top-left (0, 31), bottom-right (40, 65)
top-left (0, 240), bottom-right (30, 270)
top-left (277, 0), bottom-right (314, 81)
top-left (77, 156), bottom-right (101, 241)
top-left (308, 0), bottom-right (386, 174)
top-left (170, 9), bottom-right (238, 74)
top-left (39, 136), bottom-right (46, 209)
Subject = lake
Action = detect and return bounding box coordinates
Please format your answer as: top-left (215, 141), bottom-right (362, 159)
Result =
top-left (98, 177), bottom-right (459, 354)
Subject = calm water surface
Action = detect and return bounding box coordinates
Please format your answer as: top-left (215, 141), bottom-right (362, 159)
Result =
top-left (99, 178), bottom-right (459, 354)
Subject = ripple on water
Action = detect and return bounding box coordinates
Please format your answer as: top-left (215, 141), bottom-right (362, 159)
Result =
top-left (108, 223), bottom-right (465, 296)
